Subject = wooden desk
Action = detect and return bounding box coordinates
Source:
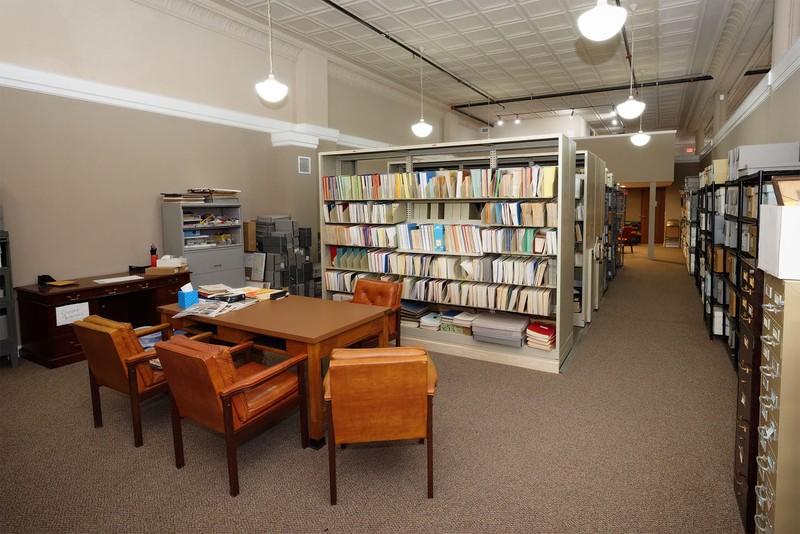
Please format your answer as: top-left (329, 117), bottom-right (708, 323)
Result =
top-left (16, 271), bottom-right (190, 368)
top-left (159, 296), bottom-right (389, 447)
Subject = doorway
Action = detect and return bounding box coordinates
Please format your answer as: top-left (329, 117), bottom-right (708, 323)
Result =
top-left (640, 187), bottom-right (666, 244)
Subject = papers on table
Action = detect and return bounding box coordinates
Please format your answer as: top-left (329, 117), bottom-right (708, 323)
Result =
top-left (93, 275), bottom-right (144, 284)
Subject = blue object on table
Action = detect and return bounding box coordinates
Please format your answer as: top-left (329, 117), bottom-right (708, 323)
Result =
top-left (178, 290), bottom-right (199, 308)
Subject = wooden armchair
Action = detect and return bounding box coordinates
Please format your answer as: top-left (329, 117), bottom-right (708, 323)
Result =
top-left (72, 315), bottom-right (207, 447)
top-left (348, 278), bottom-right (402, 346)
top-left (154, 335), bottom-right (309, 496)
top-left (323, 346), bottom-right (438, 504)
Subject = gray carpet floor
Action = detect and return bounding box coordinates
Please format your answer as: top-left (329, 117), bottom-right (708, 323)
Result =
top-left (0, 246), bottom-right (743, 533)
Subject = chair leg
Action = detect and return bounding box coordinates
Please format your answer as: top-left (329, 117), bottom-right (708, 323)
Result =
top-left (394, 313), bottom-right (401, 347)
top-left (89, 370), bottom-right (103, 428)
top-left (128, 367), bottom-right (143, 447)
top-left (225, 434), bottom-right (239, 497)
top-left (223, 400), bottom-right (239, 497)
top-left (327, 402), bottom-right (337, 505)
top-left (427, 396), bottom-right (433, 499)
top-left (170, 394), bottom-right (185, 469)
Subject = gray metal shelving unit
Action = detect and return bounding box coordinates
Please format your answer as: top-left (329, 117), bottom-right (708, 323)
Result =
top-left (0, 231), bottom-right (19, 367)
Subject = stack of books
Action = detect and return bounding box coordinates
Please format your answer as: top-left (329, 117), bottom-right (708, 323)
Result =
top-left (400, 300), bottom-right (430, 327)
top-left (187, 188), bottom-right (241, 203)
top-left (419, 312), bottom-right (442, 331)
top-left (526, 322), bottom-right (556, 351)
top-left (439, 310), bottom-right (472, 335)
top-left (471, 313), bottom-right (528, 347)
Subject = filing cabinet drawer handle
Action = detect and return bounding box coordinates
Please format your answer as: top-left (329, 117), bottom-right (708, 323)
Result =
top-left (759, 393), bottom-right (777, 410)
top-left (742, 287), bottom-right (753, 295)
top-left (762, 303), bottom-right (780, 313)
top-left (755, 484), bottom-right (773, 507)
top-left (756, 453), bottom-right (775, 475)
top-left (757, 424), bottom-right (776, 444)
top-left (754, 513), bottom-right (771, 534)
top-left (760, 361), bottom-right (780, 379)
top-left (759, 335), bottom-right (777, 347)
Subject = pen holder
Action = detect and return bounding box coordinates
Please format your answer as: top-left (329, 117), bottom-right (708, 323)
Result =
top-left (178, 290), bottom-right (199, 309)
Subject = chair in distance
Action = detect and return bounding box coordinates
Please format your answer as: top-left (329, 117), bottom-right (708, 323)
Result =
top-left (72, 315), bottom-right (209, 447)
top-left (323, 346), bottom-right (438, 505)
top-left (154, 335), bottom-right (309, 496)
top-left (347, 278), bottom-right (402, 346)
top-left (619, 226), bottom-right (636, 254)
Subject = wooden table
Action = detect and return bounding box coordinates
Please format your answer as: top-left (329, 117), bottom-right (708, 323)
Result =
top-left (159, 296), bottom-right (389, 447)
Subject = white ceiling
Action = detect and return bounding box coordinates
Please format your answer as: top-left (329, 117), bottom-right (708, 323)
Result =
top-left (204, 0), bottom-right (774, 155)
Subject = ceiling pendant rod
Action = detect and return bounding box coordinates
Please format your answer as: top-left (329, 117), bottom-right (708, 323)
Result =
top-left (318, 0), bottom-right (499, 105)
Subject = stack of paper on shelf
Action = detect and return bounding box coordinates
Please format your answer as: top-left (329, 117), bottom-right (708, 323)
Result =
top-left (471, 313), bottom-right (528, 347)
top-left (526, 322), bottom-right (556, 351)
top-left (400, 300), bottom-right (430, 327)
top-left (439, 309), bottom-right (473, 335)
top-left (419, 312), bottom-right (442, 331)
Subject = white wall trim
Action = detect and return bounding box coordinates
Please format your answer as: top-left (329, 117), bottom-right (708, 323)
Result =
top-left (714, 36), bottom-right (800, 146)
top-left (0, 61), bottom-right (388, 150)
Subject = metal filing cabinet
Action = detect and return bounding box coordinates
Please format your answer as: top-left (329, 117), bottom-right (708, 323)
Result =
top-left (734, 259), bottom-right (764, 531)
top-left (754, 274), bottom-right (799, 533)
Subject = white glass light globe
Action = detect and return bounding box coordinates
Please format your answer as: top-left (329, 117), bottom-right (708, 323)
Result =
top-left (578, 0), bottom-right (627, 42)
top-left (412, 119), bottom-right (433, 137)
top-left (616, 94), bottom-right (646, 119)
top-left (255, 74), bottom-right (288, 103)
top-left (631, 131), bottom-right (651, 146)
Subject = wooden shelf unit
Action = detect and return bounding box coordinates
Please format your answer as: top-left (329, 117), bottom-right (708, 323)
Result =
top-left (318, 135), bottom-right (576, 374)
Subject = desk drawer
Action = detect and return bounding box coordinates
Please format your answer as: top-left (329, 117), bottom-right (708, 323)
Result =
top-left (156, 285), bottom-right (181, 305)
top-left (53, 332), bottom-right (83, 357)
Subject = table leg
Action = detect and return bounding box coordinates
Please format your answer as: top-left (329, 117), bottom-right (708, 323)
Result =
top-left (378, 314), bottom-right (389, 347)
top-left (306, 343), bottom-right (326, 449)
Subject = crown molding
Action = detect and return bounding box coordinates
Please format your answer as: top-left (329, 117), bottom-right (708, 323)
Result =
top-left (713, 35), bottom-right (800, 147)
top-left (0, 61), bottom-right (391, 150)
top-left (130, 0), bottom-right (300, 59)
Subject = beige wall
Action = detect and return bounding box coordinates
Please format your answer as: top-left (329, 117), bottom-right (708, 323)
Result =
top-left (712, 69), bottom-right (800, 158)
top-left (0, 87), bottom-right (317, 285)
top-left (0, 0), bottom-right (296, 122)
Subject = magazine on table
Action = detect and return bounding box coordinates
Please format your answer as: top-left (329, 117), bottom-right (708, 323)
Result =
top-left (172, 298), bottom-right (256, 319)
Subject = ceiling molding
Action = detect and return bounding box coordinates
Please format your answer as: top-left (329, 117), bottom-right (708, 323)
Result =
top-left (131, 0), bottom-right (300, 59)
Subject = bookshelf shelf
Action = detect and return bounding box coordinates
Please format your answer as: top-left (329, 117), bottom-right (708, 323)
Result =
top-left (319, 135), bottom-right (576, 373)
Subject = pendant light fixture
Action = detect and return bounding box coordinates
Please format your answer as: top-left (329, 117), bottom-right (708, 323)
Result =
top-left (255, 0), bottom-right (288, 103)
top-left (411, 51), bottom-right (432, 138)
top-left (497, 116), bottom-right (504, 126)
top-left (514, 115), bottom-right (521, 124)
top-left (630, 113), bottom-right (650, 146)
top-left (578, 0), bottom-right (627, 42)
top-left (616, 4), bottom-right (645, 120)
top-left (411, 51), bottom-right (433, 137)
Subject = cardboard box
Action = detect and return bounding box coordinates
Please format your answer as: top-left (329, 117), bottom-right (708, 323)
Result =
top-left (713, 246), bottom-right (725, 273)
top-left (758, 205), bottom-right (800, 279)
top-left (145, 265), bottom-right (188, 275)
top-left (244, 221), bottom-right (257, 252)
top-left (748, 225), bottom-right (758, 257)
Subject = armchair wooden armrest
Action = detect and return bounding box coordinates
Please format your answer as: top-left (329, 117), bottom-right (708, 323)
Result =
top-left (188, 332), bottom-right (213, 342)
top-left (125, 349), bottom-right (159, 367)
top-left (134, 323), bottom-right (171, 338)
top-left (219, 353), bottom-right (307, 400)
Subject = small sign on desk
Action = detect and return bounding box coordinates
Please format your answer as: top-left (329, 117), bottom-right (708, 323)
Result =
top-left (55, 302), bottom-right (90, 326)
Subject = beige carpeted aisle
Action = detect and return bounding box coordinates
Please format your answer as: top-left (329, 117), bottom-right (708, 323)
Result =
top-left (0, 246), bottom-right (743, 533)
